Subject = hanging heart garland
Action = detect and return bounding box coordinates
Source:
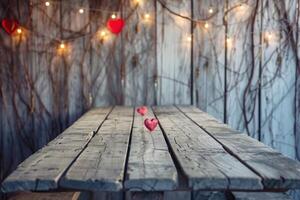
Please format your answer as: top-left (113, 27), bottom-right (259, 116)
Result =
top-left (1, 18), bottom-right (19, 35)
top-left (106, 18), bottom-right (125, 34)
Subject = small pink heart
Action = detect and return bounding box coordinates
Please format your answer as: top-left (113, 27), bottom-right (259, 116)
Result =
top-left (144, 118), bottom-right (158, 132)
top-left (137, 106), bottom-right (148, 116)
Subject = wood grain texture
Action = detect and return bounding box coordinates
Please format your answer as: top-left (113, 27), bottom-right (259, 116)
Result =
top-left (192, 191), bottom-right (226, 200)
top-left (260, 0), bottom-right (296, 158)
top-left (122, 0), bottom-right (156, 105)
top-left (92, 192), bottom-right (123, 200)
top-left (233, 192), bottom-right (291, 200)
top-left (226, 0), bottom-right (260, 138)
top-left (177, 106), bottom-right (300, 189)
top-left (7, 192), bottom-right (75, 200)
top-left (124, 107), bottom-right (177, 191)
top-left (60, 106), bottom-right (134, 191)
top-left (1, 107), bottom-right (112, 193)
top-left (152, 106), bottom-right (262, 190)
top-left (89, 0), bottom-right (124, 106)
top-left (156, 0), bottom-right (191, 105)
top-left (192, 0), bottom-right (225, 120)
top-left (163, 191), bottom-right (191, 200)
top-left (125, 192), bottom-right (163, 200)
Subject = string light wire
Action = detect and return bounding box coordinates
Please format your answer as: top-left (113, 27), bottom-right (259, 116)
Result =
top-left (19, 0), bottom-right (288, 53)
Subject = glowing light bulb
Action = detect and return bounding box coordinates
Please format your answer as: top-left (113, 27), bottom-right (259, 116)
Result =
top-left (45, 1), bottom-right (50, 6)
top-left (60, 43), bottom-right (65, 49)
top-left (204, 22), bottom-right (209, 29)
top-left (17, 28), bottom-right (22, 34)
top-left (187, 36), bottom-right (192, 42)
top-left (267, 33), bottom-right (273, 40)
top-left (135, 0), bottom-right (140, 4)
top-left (209, 8), bottom-right (213, 14)
top-left (226, 37), bottom-right (231, 43)
top-left (100, 31), bottom-right (106, 37)
top-left (144, 13), bottom-right (150, 20)
top-left (111, 14), bottom-right (117, 19)
top-left (79, 8), bottom-right (84, 14)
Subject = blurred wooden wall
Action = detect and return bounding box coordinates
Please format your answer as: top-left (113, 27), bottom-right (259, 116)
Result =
top-left (0, 1), bottom-right (299, 198)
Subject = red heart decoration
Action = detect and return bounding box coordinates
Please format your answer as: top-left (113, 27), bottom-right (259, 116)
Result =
top-left (1, 19), bottom-right (19, 35)
top-left (137, 106), bottom-right (148, 116)
top-left (106, 18), bottom-right (125, 34)
top-left (144, 118), bottom-right (158, 132)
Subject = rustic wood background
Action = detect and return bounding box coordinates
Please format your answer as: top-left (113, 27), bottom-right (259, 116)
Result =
top-left (0, 0), bottom-right (299, 198)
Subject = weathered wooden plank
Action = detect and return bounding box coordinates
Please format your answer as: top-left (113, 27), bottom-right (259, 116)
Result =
top-left (156, 0), bottom-right (191, 105)
top-left (177, 106), bottom-right (300, 189)
top-left (60, 106), bottom-right (134, 191)
top-left (233, 192), bottom-right (291, 200)
top-left (260, 0), bottom-right (296, 157)
top-left (125, 192), bottom-right (163, 200)
top-left (1, 107), bottom-right (112, 193)
top-left (126, 191), bottom-right (191, 200)
top-left (226, 0), bottom-right (260, 138)
top-left (6, 192), bottom-right (75, 200)
top-left (192, 0), bottom-right (225, 120)
top-left (89, 0), bottom-right (123, 106)
top-left (92, 192), bottom-right (123, 200)
top-left (192, 191), bottom-right (226, 200)
top-left (72, 192), bottom-right (92, 200)
top-left (123, 0), bottom-right (156, 105)
top-left (152, 106), bottom-right (262, 190)
top-left (164, 191), bottom-right (191, 200)
top-left (125, 107), bottom-right (177, 191)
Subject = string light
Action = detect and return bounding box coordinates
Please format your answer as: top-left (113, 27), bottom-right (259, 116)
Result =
top-left (266, 33), bottom-right (273, 40)
top-left (144, 13), bottom-right (150, 20)
top-left (100, 31), bottom-right (107, 37)
top-left (204, 22), bottom-right (209, 29)
top-left (97, 30), bottom-right (109, 42)
top-left (226, 37), bottom-right (233, 48)
top-left (60, 42), bottom-right (65, 49)
top-left (111, 14), bottom-right (117, 19)
top-left (57, 41), bottom-right (70, 55)
top-left (79, 8), bottom-right (84, 14)
top-left (17, 28), bottom-right (22, 34)
top-left (13, 2), bottom-right (270, 51)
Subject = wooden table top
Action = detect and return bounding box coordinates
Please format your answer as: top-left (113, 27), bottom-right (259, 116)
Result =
top-left (2, 106), bottom-right (300, 193)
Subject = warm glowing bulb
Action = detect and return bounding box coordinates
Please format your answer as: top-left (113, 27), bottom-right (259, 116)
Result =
top-left (144, 13), bottom-right (150, 19)
top-left (209, 8), bottom-right (213, 14)
top-left (17, 28), bottom-right (22, 34)
top-left (100, 31), bottom-right (106, 37)
top-left (226, 37), bottom-right (232, 43)
top-left (45, 1), bottom-right (50, 6)
top-left (111, 14), bottom-right (117, 19)
top-left (135, 0), bottom-right (140, 4)
top-left (267, 33), bottom-right (272, 40)
top-left (204, 22), bottom-right (209, 29)
top-left (79, 8), bottom-right (84, 14)
top-left (60, 43), bottom-right (65, 49)
top-left (187, 36), bottom-right (192, 42)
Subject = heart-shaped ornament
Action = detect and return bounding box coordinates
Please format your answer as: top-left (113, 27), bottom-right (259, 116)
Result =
top-left (106, 18), bottom-right (125, 34)
top-left (137, 106), bottom-right (148, 116)
top-left (144, 118), bottom-right (158, 132)
top-left (1, 19), bottom-right (19, 35)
